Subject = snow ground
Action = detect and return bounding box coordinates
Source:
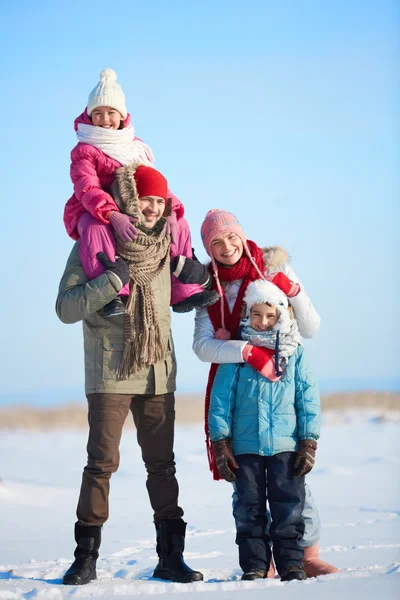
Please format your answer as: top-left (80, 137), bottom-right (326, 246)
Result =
top-left (0, 411), bottom-right (399, 599)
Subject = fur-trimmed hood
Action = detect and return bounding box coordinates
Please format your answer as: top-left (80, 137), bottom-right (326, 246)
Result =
top-left (262, 246), bottom-right (290, 273)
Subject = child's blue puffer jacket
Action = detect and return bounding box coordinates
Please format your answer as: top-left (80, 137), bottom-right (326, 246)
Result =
top-left (209, 346), bottom-right (320, 456)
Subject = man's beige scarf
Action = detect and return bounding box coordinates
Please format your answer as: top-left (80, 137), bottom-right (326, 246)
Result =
top-left (111, 164), bottom-right (170, 379)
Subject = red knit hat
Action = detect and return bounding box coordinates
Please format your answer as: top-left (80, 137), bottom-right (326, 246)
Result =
top-left (134, 166), bottom-right (168, 200)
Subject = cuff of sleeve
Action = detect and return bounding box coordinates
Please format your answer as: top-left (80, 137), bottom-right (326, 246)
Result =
top-left (172, 255), bottom-right (186, 278)
top-left (107, 271), bottom-right (123, 292)
top-left (241, 343), bottom-right (252, 361)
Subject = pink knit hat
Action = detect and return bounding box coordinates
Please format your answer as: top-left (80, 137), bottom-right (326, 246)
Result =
top-left (200, 209), bottom-right (265, 339)
top-left (201, 209), bottom-right (247, 258)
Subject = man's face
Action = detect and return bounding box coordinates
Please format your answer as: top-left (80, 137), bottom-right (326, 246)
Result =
top-left (139, 195), bottom-right (166, 228)
top-left (91, 106), bottom-right (122, 129)
top-left (250, 303), bottom-right (279, 331)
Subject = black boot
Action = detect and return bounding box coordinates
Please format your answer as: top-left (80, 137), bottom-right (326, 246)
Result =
top-left (280, 564), bottom-right (307, 582)
top-left (172, 290), bottom-right (220, 313)
top-left (152, 519), bottom-right (203, 583)
top-left (241, 569), bottom-right (267, 580)
top-left (62, 523), bottom-right (101, 585)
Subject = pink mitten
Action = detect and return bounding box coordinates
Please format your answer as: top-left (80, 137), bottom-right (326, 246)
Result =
top-left (109, 211), bottom-right (138, 242)
top-left (242, 345), bottom-right (281, 381)
top-left (266, 272), bottom-right (300, 298)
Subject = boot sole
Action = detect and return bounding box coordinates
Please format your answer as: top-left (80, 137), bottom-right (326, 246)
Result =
top-left (62, 574), bottom-right (97, 585)
top-left (152, 569), bottom-right (203, 583)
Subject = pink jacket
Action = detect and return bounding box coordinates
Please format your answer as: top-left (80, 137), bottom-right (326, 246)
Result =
top-left (64, 110), bottom-right (184, 240)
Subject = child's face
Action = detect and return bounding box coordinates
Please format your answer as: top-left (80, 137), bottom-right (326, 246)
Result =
top-left (250, 303), bottom-right (279, 331)
top-left (91, 106), bottom-right (123, 130)
top-left (211, 232), bottom-right (243, 266)
top-left (139, 195), bottom-right (166, 229)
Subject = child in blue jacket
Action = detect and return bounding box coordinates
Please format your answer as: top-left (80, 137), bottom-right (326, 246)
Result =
top-left (209, 279), bottom-right (321, 582)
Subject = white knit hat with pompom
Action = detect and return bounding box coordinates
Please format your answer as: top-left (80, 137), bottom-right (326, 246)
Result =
top-left (87, 68), bottom-right (127, 119)
top-left (243, 280), bottom-right (291, 331)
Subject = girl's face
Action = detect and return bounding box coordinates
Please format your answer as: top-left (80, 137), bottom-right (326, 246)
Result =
top-left (139, 195), bottom-right (166, 229)
top-left (211, 232), bottom-right (244, 266)
top-left (250, 303), bottom-right (279, 331)
top-left (91, 106), bottom-right (123, 130)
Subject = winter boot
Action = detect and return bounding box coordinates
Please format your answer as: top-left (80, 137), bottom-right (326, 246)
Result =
top-left (152, 519), bottom-right (203, 583)
top-left (103, 297), bottom-right (125, 317)
top-left (172, 290), bottom-right (220, 313)
top-left (303, 543), bottom-right (339, 577)
top-left (280, 565), bottom-right (307, 582)
top-left (62, 523), bottom-right (101, 585)
top-left (241, 569), bottom-right (267, 580)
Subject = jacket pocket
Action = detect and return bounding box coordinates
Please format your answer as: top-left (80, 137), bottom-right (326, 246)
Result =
top-left (102, 337), bottom-right (125, 380)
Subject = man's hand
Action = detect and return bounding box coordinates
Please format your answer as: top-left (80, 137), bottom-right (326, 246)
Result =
top-left (212, 439), bottom-right (239, 482)
top-left (97, 252), bottom-right (130, 288)
top-left (294, 440), bottom-right (318, 477)
top-left (109, 211), bottom-right (138, 242)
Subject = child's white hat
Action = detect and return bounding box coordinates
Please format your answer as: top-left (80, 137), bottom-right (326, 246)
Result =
top-left (243, 280), bottom-right (291, 331)
top-left (87, 68), bottom-right (127, 119)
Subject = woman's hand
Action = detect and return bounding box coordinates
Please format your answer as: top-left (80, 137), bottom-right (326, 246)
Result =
top-left (266, 272), bottom-right (300, 298)
top-left (242, 345), bottom-right (281, 381)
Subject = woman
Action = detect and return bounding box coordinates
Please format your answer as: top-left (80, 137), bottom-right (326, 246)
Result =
top-left (192, 209), bottom-right (338, 578)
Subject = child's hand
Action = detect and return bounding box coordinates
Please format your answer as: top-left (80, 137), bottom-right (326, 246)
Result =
top-left (171, 253), bottom-right (211, 287)
top-left (109, 211), bottom-right (138, 242)
top-left (212, 439), bottom-right (239, 482)
top-left (97, 252), bottom-right (130, 288)
top-left (266, 272), bottom-right (300, 298)
top-left (293, 439), bottom-right (318, 477)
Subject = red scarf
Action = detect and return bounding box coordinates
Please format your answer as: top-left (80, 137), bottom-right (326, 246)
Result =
top-left (204, 240), bottom-right (265, 480)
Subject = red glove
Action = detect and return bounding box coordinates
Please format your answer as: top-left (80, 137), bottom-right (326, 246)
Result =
top-left (242, 345), bottom-right (281, 381)
top-left (266, 272), bottom-right (300, 298)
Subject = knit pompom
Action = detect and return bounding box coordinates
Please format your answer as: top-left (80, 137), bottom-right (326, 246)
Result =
top-left (100, 68), bottom-right (117, 81)
top-left (215, 328), bottom-right (231, 340)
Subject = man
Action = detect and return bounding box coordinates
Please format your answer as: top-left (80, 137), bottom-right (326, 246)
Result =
top-left (56, 164), bottom-right (203, 585)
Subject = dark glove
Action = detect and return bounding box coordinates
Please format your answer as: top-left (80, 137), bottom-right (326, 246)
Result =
top-left (171, 250), bottom-right (210, 287)
top-left (97, 252), bottom-right (130, 287)
top-left (294, 439), bottom-right (318, 477)
top-left (212, 438), bottom-right (239, 482)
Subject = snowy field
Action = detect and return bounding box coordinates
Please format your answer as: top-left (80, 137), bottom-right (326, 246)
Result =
top-left (0, 411), bottom-right (399, 599)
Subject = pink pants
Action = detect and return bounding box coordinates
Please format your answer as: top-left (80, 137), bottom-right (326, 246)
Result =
top-left (78, 212), bottom-right (203, 305)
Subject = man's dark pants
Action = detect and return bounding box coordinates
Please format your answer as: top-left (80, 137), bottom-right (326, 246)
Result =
top-left (233, 452), bottom-right (305, 574)
top-left (77, 393), bottom-right (184, 526)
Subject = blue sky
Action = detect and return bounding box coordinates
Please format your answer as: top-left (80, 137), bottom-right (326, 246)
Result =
top-left (0, 0), bottom-right (398, 402)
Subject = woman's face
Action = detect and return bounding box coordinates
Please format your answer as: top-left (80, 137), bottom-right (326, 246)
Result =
top-left (211, 232), bottom-right (244, 266)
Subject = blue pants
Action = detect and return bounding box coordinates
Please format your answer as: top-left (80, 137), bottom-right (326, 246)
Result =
top-left (233, 453), bottom-right (305, 574)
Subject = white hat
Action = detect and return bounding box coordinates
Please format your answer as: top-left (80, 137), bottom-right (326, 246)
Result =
top-left (243, 280), bottom-right (291, 331)
top-left (87, 68), bottom-right (127, 119)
